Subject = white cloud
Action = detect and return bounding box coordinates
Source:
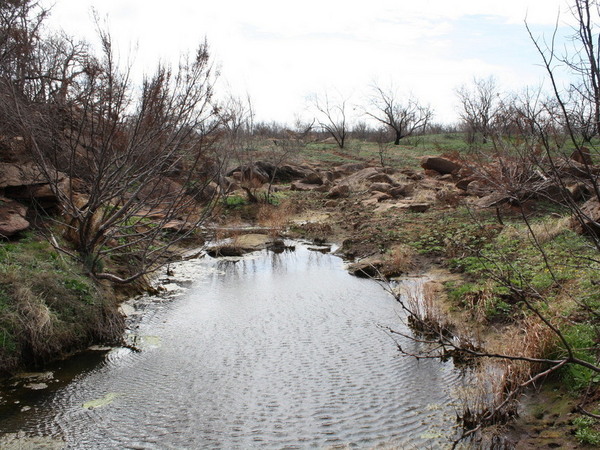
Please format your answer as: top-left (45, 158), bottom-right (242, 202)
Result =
top-left (41, 0), bottom-right (573, 124)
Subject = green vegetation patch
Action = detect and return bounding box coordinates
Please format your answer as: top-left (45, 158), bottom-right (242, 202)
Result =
top-left (0, 233), bottom-right (122, 374)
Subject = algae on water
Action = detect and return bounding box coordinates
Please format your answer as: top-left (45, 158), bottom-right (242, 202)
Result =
top-left (82, 392), bottom-right (120, 409)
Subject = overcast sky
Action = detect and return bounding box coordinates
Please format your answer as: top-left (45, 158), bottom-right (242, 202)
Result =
top-left (42, 0), bottom-right (573, 125)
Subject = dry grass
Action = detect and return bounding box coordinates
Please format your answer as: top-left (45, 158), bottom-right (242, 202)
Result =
top-left (385, 244), bottom-right (415, 274)
top-left (411, 188), bottom-right (437, 203)
top-left (435, 186), bottom-right (462, 207)
top-left (256, 200), bottom-right (294, 233)
top-left (400, 279), bottom-right (455, 339)
top-left (457, 316), bottom-right (558, 433)
top-left (500, 215), bottom-right (571, 246)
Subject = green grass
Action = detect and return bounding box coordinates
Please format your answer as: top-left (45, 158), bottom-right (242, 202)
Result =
top-left (0, 232), bottom-right (121, 373)
top-left (573, 416), bottom-right (600, 445)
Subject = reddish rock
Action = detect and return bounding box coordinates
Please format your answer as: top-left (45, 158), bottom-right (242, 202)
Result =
top-left (0, 197), bottom-right (29, 237)
top-left (420, 156), bottom-right (462, 175)
top-left (326, 184), bottom-right (350, 199)
top-left (369, 182), bottom-right (394, 193)
top-left (366, 172), bottom-right (395, 184)
top-left (303, 172), bottom-right (324, 185)
top-left (570, 147), bottom-right (593, 166)
top-left (371, 191), bottom-right (393, 202)
top-left (456, 177), bottom-right (474, 191)
top-left (573, 198), bottom-right (600, 236)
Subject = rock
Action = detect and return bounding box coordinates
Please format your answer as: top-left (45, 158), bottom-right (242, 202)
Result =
top-left (274, 163), bottom-right (315, 181)
top-left (408, 203), bottom-right (431, 213)
top-left (567, 182), bottom-right (589, 201)
top-left (475, 193), bottom-right (510, 208)
top-left (337, 167), bottom-right (382, 186)
top-left (303, 172), bottom-right (324, 185)
top-left (333, 163), bottom-right (367, 176)
top-left (572, 198), bottom-right (600, 236)
top-left (0, 162), bottom-right (48, 188)
top-left (389, 183), bottom-right (415, 198)
top-left (570, 147), bottom-right (593, 166)
top-left (207, 234), bottom-right (275, 257)
top-left (466, 180), bottom-right (492, 197)
top-left (366, 172), bottom-right (395, 184)
top-left (455, 177), bottom-right (474, 191)
top-left (192, 181), bottom-right (220, 201)
top-left (371, 191), bottom-right (393, 202)
top-left (161, 220), bottom-right (194, 233)
top-left (400, 169), bottom-right (424, 181)
top-left (420, 156), bottom-right (462, 175)
top-left (0, 162), bottom-right (68, 210)
top-left (267, 239), bottom-right (295, 253)
top-left (291, 181), bottom-right (321, 192)
top-left (314, 181), bottom-right (332, 192)
top-left (0, 197), bottom-right (29, 237)
top-left (369, 182), bottom-right (393, 193)
top-left (326, 184), bottom-right (350, 199)
top-left (348, 259), bottom-right (384, 278)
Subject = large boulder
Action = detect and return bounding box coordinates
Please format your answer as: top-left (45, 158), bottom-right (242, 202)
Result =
top-left (420, 156), bottom-right (462, 175)
top-left (0, 197), bottom-right (29, 237)
top-left (389, 183), bottom-right (415, 198)
top-left (337, 167), bottom-right (390, 186)
top-left (291, 181), bottom-right (323, 192)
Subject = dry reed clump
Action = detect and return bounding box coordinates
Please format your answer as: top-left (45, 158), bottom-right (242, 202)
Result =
top-left (256, 200), bottom-right (294, 233)
top-left (435, 186), bottom-right (462, 207)
top-left (385, 244), bottom-right (415, 274)
top-left (401, 280), bottom-right (454, 339)
top-left (457, 315), bottom-right (558, 432)
top-left (14, 286), bottom-right (66, 364)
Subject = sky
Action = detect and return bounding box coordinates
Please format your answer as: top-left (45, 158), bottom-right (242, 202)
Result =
top-left (42, 0), bottom-right (574, 125)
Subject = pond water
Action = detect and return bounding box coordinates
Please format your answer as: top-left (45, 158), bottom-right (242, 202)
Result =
top-left (0, 242), bottom-right (461, 449)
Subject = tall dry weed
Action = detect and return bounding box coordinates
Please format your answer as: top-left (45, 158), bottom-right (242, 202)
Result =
top-left (256, 201), bottom-right (294, 234)
top-left (457, 315), bottom-right (558, 431)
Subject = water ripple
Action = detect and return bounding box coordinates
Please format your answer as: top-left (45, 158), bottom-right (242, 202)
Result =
top-left (1, 243), bottom-right (461, 449)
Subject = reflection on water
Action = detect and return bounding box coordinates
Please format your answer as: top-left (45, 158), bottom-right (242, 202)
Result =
top-left (0, 242), bottom-right (460, 448)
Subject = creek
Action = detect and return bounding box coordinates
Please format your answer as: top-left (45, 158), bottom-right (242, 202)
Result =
top-left (0, 241), bottom-right (462, 448)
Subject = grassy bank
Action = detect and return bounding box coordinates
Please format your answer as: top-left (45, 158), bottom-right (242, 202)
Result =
top-left (0, 232), bottom-right (123, 375)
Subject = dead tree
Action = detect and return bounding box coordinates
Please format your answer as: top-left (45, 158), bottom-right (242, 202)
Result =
top-left (5, 14), bottom-right (223, 282)
top-left (310, 91), bottom-right (350, 149)
top-left (456, 76), bottom-right (500, 145)
top-left (365, 84), bottom-right (433, 145)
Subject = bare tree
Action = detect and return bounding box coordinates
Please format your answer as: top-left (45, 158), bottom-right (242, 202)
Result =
top-left (365, 84), bottom-right (433, 145)
top-left (4, 12), bottom-right (223, 283)
top-left (310, 91), bottom-right (350, 149)
top-left (456, 76), bottom-right (500, 144)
